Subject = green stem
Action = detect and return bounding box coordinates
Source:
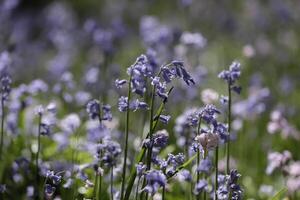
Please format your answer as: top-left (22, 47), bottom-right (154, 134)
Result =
top-left (135, 177), bottom-right (141, 200)
top-left (146, 85), bottom-right (156, 170)
top-left (196, 118), bottom-right (201, 200)
top-left (35, 114), bottom-right (42, 199)
top-left (97, 105), bottom-right (103, 200)
top-left (120, 75), bottom-right (132, 200)
top-left (93, 172), bottom-right (98, 199)
top-left (162, 186), bottom-right (165, 200)
top-left (226, 83), bottom-right (231, 174)
top-left (203, 148), bottom-right (207, 200)
top-left (111, 166), bottom-right (114, 200)
top-left (98, 175), bottom-right (102, 200)
top-left (124, 87), bottom-right (173, 200)
top-left (0, 98), bottom-right (4, 160)
top-left (215, 146), bottom-right (219, 200)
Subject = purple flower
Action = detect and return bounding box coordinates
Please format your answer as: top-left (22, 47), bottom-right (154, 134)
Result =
top-left (136, 162), bottom-right (147, 177)
top-left (197, 158), bottom-right (212, 174)
top-left (194, 179), bottom-right (207, 195)
top-left (167, 153), bottom-right (185, 167)
top-left (98, 139), bottom-right (122, 167)
top-left (218, 61), bottom-right (241, 85)
top-left (118, 96), bottom-right (128, 112)
top-left (0, 184), bottom-right (6, 193)
top-left (153, 130), bottom-right (169, 148)
top-left (217, 170), bottom-right (243, 200)
top-left (159, 114), bottom-right (171, 124)
top-left (115, 79), bottom-right (127, 89)
top-left (46, 171), bottom-right (62, 185)
top-left (0, 75), bottom-right (12, 101)
top-left (44, 184), bottom-right (56, 198)
top-left (172, 61), bottom-right (195, 85)
top-left (86, 99), bottom-right (100, 119)
top-left (177, 169), bottom-right (192, 182)
top-left (40, 123), bottom-right (51, 136)
top-left (142, 170), bottom-right (167, 196)
top-left (86, 100), bottom-right (113, 120)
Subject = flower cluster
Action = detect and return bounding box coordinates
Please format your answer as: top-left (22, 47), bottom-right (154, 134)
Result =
top-left (96, 139), bottom-right (122, 167)
top-left (86, 99), bottom-right (113, 121)
top-left (141, 170), bottom-right (167, 196)
top-left (218, 61), bottom-right (242, 94)
top-left (44, 170), bottom-right (62, 198)
top-left (217, 170), bottom-right (243, 200)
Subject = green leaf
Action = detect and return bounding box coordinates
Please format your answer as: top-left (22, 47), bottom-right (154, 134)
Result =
top-left (270, 188), bottom-right (287, 200)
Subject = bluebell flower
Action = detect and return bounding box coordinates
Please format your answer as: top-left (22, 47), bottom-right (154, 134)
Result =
top-left (44, 184), bottom-right (56, 198)
top-left (198, 104), bottom-right (221, 125)
top-left (151, 76), bottom-right (160, 86)
top-left (159, 114), bottom-right (171, 124)
top-left (0, 184), bottom-right (6, 193)
top-left (86, 99), bottom-right (112, 121)
top-left (136, 162), bottom-right (147, 177)
top-left (99, 139), bottom-right (122, 167)
top-left (86, 99), bottom-right (100, 120)
top-left (115, 79), bottom-right (127, 89)
top-left (167, 153), bottom-right (185, 167)
top-left (161, 66), bottom-right (175, 83)
top-left (118, 96), bottom-right (128, 112)
top-left (142, 170), bottom-right (167, 196)
top-left (129, 99), bottom-right (149, 111)
top-left (194, 179), bottom-right (208, 195)
top-left (197, 158), bottom-right (212, 174)
top-left (172, 61), bottom-right (195, 85)
top-left (214, 122), bottom-right (229, 143)
top-left (40, 123), bottom-right (51, 136)
top-left (218, 61), bottom-right (242, 95)
top-left (217, 170), bottom-right (243, 200)
top-left (46, 171), bottom-right (62, 185)
top-left (102, 104), bottom-right (112, 121)
top-left (153, 130), bottom-right (169, 148)
top-left (218, 61), bottom-right (241, 85)
top-left (177, 169), bottom-right (192, 182)
top-left (0, 75), bottom-right (12, 101)
top-left (0, 51), bottom-right (11, 72)
top-left (126, 54), bottom-right (152, 95)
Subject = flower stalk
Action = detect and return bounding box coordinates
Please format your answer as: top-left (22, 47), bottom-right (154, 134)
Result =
top-left (120, 75), bottom-right (132, 200)
top-left (226, 83), bottom-right (232, 174)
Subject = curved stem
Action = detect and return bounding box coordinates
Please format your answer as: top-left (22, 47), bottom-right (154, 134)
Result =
top-left (120, 75), bottom-right (132, 200)
top-left (226, 83), bottom-right (232, 174)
